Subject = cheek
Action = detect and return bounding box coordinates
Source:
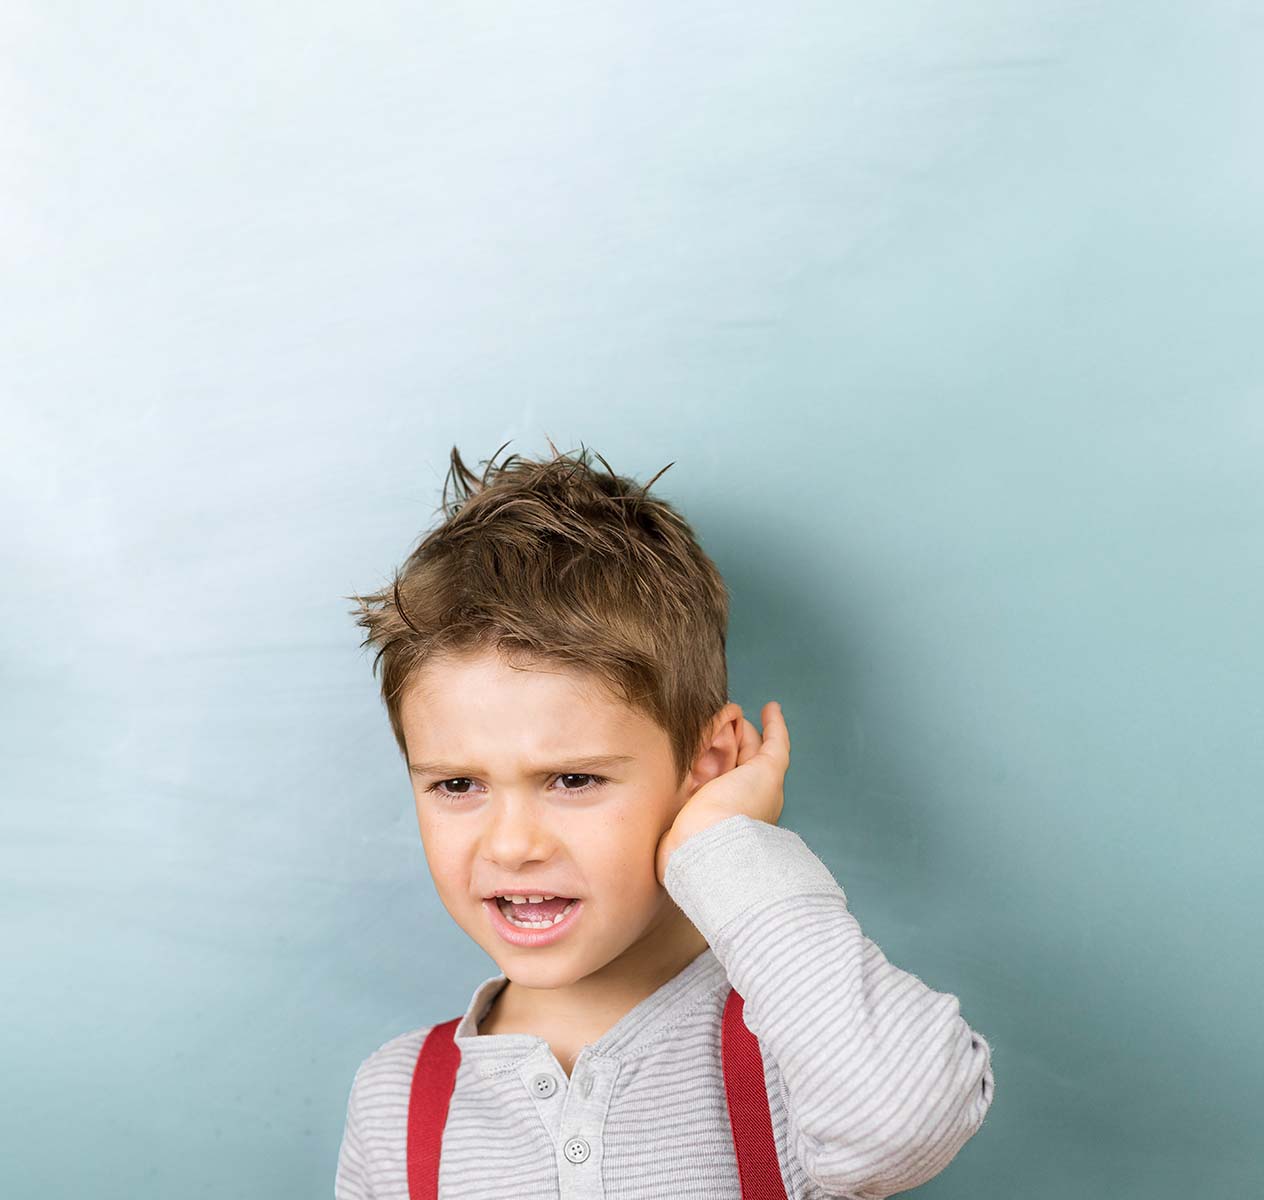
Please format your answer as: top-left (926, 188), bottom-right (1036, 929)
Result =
top-left (417, 819), bottom-right (470, 895)
top-left (610, 790), bottom-right (677, 844)
top-left (586, 807), bottom-right (667, 895)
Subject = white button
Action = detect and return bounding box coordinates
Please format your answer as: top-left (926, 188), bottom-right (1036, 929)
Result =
top-left (563, 1136), bottom-right (591, 1164)
top-left (530, 1072), bottom-right (557, 1098)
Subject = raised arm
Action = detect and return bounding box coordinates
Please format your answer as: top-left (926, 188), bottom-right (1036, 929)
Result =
top-left (664, 813), bottom-right (995, 1200)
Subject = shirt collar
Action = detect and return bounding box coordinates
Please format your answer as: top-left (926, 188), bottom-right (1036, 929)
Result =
top-left (451, 945), bottom-right (728, 1063)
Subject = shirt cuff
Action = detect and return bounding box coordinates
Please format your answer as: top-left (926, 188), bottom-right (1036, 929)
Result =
top-left (663, 813), bottom-right (847, 944)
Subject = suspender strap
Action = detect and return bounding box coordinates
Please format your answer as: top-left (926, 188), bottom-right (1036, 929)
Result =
top-left (406, 988), bottom-right (786, 1200)
top-left (406, 1017), bottom-right (461, 1200)
top-left (722, 988), bottom-right (789, 1200)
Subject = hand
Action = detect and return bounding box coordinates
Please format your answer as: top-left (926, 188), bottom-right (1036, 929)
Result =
top-left (655, 701), bottom-right (791, 884)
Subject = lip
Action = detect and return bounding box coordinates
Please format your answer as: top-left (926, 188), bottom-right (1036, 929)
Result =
top-left (484, 896), bottom-right (583, 948)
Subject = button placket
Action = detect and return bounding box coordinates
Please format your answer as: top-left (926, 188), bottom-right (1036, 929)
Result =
top-left (517, 1045), bottom-right (566, 1142)
top-left (556, 1056), bottom-right (618, 1199)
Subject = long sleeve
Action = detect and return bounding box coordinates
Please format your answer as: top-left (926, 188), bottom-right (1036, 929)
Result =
top-left (334, 1062), bottom-right (376, 1200)
top-left (664, 814), bottom-right (995, 1200)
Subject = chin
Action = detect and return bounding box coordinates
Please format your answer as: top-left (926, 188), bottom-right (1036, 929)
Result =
top-left (486, 931), bottom-right (631, 988)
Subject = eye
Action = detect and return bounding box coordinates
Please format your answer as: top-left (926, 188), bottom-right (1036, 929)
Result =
top-left (555, 773), bottom-right (606, 794)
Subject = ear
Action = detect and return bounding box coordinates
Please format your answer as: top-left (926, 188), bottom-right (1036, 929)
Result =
top-left (684, 702), bottom-right (744, 798)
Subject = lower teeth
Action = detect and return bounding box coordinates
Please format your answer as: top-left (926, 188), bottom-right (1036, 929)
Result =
top-left (499, 898), bottom-right (578, 929)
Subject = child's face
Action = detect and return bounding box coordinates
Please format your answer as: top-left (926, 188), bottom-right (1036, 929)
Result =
top-left (399, 647), bottom-right (701, 989)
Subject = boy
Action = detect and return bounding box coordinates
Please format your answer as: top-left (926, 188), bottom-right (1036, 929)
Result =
top-left (336, 441), bottom-right (995, 1199)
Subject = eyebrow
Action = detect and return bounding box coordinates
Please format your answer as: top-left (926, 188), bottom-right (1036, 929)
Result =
top-left (408, 754), bottom-right (636, 779)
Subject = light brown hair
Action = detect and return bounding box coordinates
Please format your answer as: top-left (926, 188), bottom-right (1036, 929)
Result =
top-left (347, 440), bottom-right (730, 783)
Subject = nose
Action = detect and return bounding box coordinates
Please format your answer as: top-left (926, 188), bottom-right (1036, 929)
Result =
top-left (480, 791), bottom-right (556, 866)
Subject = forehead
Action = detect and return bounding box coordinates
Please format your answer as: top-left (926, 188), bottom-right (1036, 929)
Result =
top-left (399, 648), bottom-right (653, 755)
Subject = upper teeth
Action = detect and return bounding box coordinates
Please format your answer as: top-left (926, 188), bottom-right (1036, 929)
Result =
top-left (501, 894), bottom-right (554, 903)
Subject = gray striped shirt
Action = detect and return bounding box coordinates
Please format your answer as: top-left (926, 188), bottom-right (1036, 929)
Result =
top-left (335, 814), bottom-right (995, 1198)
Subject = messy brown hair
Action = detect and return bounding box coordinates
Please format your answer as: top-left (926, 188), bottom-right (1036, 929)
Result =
top-left (346, 440), bottom-right (730, 784)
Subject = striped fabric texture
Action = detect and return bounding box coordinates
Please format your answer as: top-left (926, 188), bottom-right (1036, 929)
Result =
top-left (335, 814), bottom-right (995, 1199)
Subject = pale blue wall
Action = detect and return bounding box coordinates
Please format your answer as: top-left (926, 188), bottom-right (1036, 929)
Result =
top-left (3, 3), bottom-right (1261, 1196)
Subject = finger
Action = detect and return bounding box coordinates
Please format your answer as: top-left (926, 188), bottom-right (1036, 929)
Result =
top-left (735, 716), bottom-right (762, 766)
top-left (757, 701), bottom-right (790, 769)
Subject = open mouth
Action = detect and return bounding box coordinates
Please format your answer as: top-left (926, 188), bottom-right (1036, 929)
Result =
top-left (494, 896), bottom-right (580, 929)
top-left (484, 895), bottom-right (584, 946)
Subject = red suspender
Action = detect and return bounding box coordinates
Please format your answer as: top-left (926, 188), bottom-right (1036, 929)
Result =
top-left (721, 988), bottom-right (788, 1200)
top-left (406, 1017), bottom-right (461, 1200)
top-left (406, 988), bottom-right (786, 1200)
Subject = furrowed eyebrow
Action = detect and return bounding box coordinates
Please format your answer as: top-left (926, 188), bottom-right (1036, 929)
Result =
top-left (408, 754), bottom-right (635, 778)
